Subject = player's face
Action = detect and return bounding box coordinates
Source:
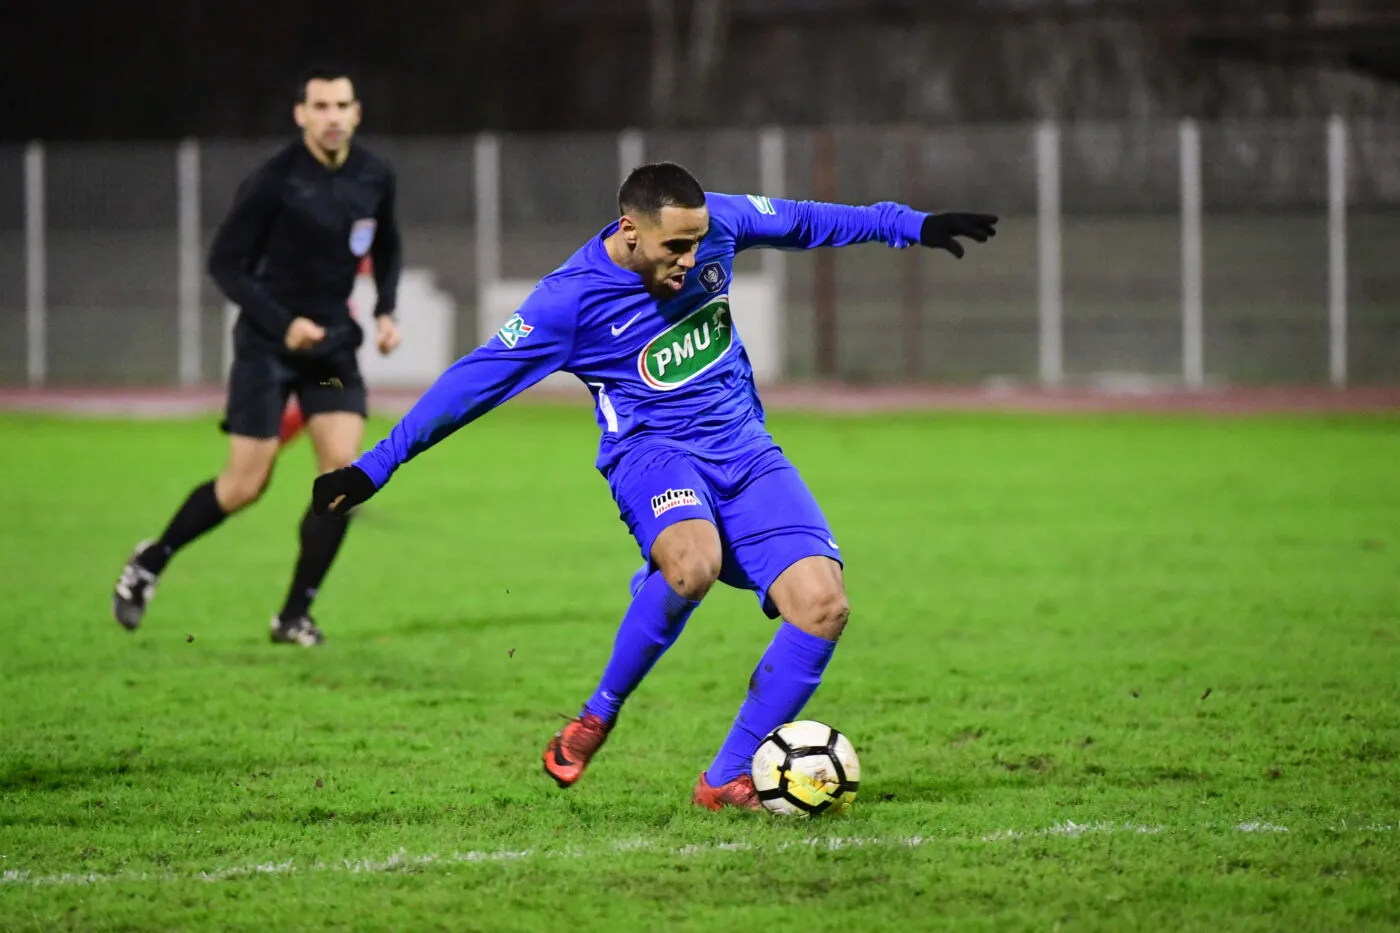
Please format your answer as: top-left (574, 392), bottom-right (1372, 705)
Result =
top-left (629, 206), bottom-right (710, 297)
top-left (295, 78), bottom-right (361, 157)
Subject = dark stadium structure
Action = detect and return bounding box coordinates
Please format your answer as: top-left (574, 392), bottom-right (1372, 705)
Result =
top-left (4, 0), bottom-right (1400, 141)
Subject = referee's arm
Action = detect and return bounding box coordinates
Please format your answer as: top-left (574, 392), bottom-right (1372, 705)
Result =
top-left (370, 171), bottom-right (403, 318)
top-left (207, 166), bottom-right (298, 341)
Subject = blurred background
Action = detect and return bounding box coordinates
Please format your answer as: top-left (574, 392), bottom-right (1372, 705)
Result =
top-left (1, 0), bottom-right (1398, 390)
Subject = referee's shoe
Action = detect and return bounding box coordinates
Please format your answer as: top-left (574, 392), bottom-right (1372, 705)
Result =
top-left (270, 614), bottom-right (325, 646)
top-left (112, 541), bottom-right (159, 631)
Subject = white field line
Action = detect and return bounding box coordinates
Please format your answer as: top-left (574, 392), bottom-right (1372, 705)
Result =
top-left (1, 820), bottom-right (1393, 889)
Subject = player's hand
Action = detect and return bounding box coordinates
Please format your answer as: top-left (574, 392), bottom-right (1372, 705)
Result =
top-left (375, 314), bottom-right (401, 356)
top-left (285, 316), bottom-right (327, 351)
top-left (919, 213), bottom-right (999, 258)
top-left (312, 465), bottom-right (377, 517)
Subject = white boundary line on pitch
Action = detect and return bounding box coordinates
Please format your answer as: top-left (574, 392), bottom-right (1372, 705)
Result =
top-left (2, 820), bottom-right (1394, 889)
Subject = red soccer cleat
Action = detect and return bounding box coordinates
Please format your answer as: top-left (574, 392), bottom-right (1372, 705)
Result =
top-left (692, 771), bottom-right (762, 811)
top-left (542, 712), bottom-right (613, 788)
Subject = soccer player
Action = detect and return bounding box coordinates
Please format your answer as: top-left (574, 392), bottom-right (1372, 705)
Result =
top-left (311, 163), bottom-right (996, 806)
top-left (111, 65), bottom-right (403, 646)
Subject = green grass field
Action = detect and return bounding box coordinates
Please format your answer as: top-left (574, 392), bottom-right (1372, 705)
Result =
top-left (2, 406), bottom-right (1399, 931)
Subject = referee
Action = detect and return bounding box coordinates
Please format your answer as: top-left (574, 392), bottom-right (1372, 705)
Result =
top-left (112, 65), bottom-right (403, 646)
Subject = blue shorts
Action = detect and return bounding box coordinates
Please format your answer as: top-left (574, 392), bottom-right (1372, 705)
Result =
top-left (608, 442), bottom-right (842, 619)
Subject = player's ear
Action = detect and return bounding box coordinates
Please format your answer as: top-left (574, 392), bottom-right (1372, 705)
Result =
top-left (294, 103), bottom-right (307, 129)
top-left (618, 215), bottom-right (639, 246)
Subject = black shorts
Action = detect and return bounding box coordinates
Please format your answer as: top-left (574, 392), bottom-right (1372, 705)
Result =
top-left (221, 346), bottom-right (367, 438)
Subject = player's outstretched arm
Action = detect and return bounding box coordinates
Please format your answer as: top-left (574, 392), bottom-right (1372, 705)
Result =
top-left (312, 287), bottom-right (575, 517)
top-left (207, 161), bottom-right (300, 339)
top-left (717, 193), bottom-right (996, 258)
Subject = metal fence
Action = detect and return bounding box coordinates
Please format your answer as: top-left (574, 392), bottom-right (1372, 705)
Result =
top-left (1, 119), bottom-right (1397, 388)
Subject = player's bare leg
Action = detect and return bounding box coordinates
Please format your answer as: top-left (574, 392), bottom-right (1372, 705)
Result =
top-left (695, 556), bottom-right (848, 811)
top-left (765, 557), bottom-right (850, 642)
top-left (113, 436), bottom-right (278, 630)
top-left (544, 519), bottom-right (720, 787)
top-left (270, 411), bottom-right (364, 646)
top-left (650, 519), bottom-right (723, 602)
top-left (214, 435), bottom-right (282, 513)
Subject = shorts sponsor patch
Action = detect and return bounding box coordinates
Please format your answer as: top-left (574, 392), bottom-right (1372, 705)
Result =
top-left (651, 487), bottom-right (701, 517)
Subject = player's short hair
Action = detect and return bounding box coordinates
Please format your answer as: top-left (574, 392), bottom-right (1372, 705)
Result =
top-left (297, 63), bottom-right (356, 102)
top-left (618, 162), bottom-right (707, 218)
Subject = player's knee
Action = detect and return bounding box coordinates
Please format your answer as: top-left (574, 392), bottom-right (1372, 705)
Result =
top-left (216, 468), bottom-right (272, 512)
top-left (652, 520), bottom-right (722, 602)
top-left (656, 543), bottom-right (721, 601)
top-left (791, 585), bottom-right (850, 641)
top-left (662, 552), bottom-right (720, 602)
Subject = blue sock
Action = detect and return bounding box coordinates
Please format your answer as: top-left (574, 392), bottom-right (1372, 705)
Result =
top-left (583, 569), bottom-right (700, 723)
top-left (706, 621), bottom-right (838, 785)
top-left (627, 563), bottom-right (649, 598)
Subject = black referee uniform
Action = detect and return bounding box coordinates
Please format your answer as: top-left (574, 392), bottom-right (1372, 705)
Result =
top-left (209, 137), bottom-right (402, 438)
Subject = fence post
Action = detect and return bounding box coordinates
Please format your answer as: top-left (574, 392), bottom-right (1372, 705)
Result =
top-left (25, 141), bottom-right (45, 388)
top-left (177, 138), bottom-right (202, 386)
top-left (474, 133), bottom-right (501, 325)
top-left (813, 127), bottom-right (837, 379)
top-left (1180, 119), bottom-right (1204, 389)
top-left (759, 126), bottom-right (787, 377)
top-left (1327, 114), bottom-right (1348, 388)
top-left (902, 125), bottom-right (924, 379)
top-left (618, 129), bottom-right (645, 183)
top-left (1036, 121), bottom-right (1062, 387)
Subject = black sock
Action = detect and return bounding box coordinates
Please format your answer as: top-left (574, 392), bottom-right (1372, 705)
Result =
top-left (279, 504), bottom-right (351, 621)
top-left (137, 480), bottom-right (227, 575)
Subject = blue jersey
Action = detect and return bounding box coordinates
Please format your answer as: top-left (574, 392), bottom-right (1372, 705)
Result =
top-left (354, 193), bottom-right (928, 488)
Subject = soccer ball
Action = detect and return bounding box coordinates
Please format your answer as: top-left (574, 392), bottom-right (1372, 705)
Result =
top-left (751, 720), bottom-right (861, 817)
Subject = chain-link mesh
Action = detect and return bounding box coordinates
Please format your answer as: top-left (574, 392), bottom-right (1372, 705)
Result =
top-left (0, 147), bottom-right (25, 383)
top-left (1200, 121), bottom-right (1329, 383)
top-left (499, 132), bottom-right (617, 284)
top-left (1060, 121), bottom-right (1182, 380)
top-left (1349, 120), bottom-right (1400, 384)
top-left (357, 135), bottom-right (477, 355)
top-left (3, 123), bottom-right (1397, 387)
top-left (781, 124), bottom-right (1040, 381)
top-left (44, 144), bottom-right (178, 384)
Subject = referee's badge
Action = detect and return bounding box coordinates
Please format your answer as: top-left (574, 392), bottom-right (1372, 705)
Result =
top-left (349, 218), bottom-right (377, 257)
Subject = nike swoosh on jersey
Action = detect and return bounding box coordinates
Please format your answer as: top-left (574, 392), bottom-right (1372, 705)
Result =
top-left (610, 311), bottom-right (646, 337)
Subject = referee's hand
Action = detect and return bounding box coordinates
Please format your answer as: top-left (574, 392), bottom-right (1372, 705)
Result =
top-left (313, 465), bottom-right (377, 517)
top-left (285, 316), bottom-right (327, 352)
top-left (376, 314), bottom-right (402, 355)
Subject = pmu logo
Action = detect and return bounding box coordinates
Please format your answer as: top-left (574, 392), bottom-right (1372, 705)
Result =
top-left (698, 261), bottom-right (725, 294)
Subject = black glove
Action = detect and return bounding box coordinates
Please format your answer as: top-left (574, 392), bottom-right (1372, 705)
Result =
top-left (919, 213), bottom-right (999, 258)
top-left (312, 465), bottom-right (377, 517)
